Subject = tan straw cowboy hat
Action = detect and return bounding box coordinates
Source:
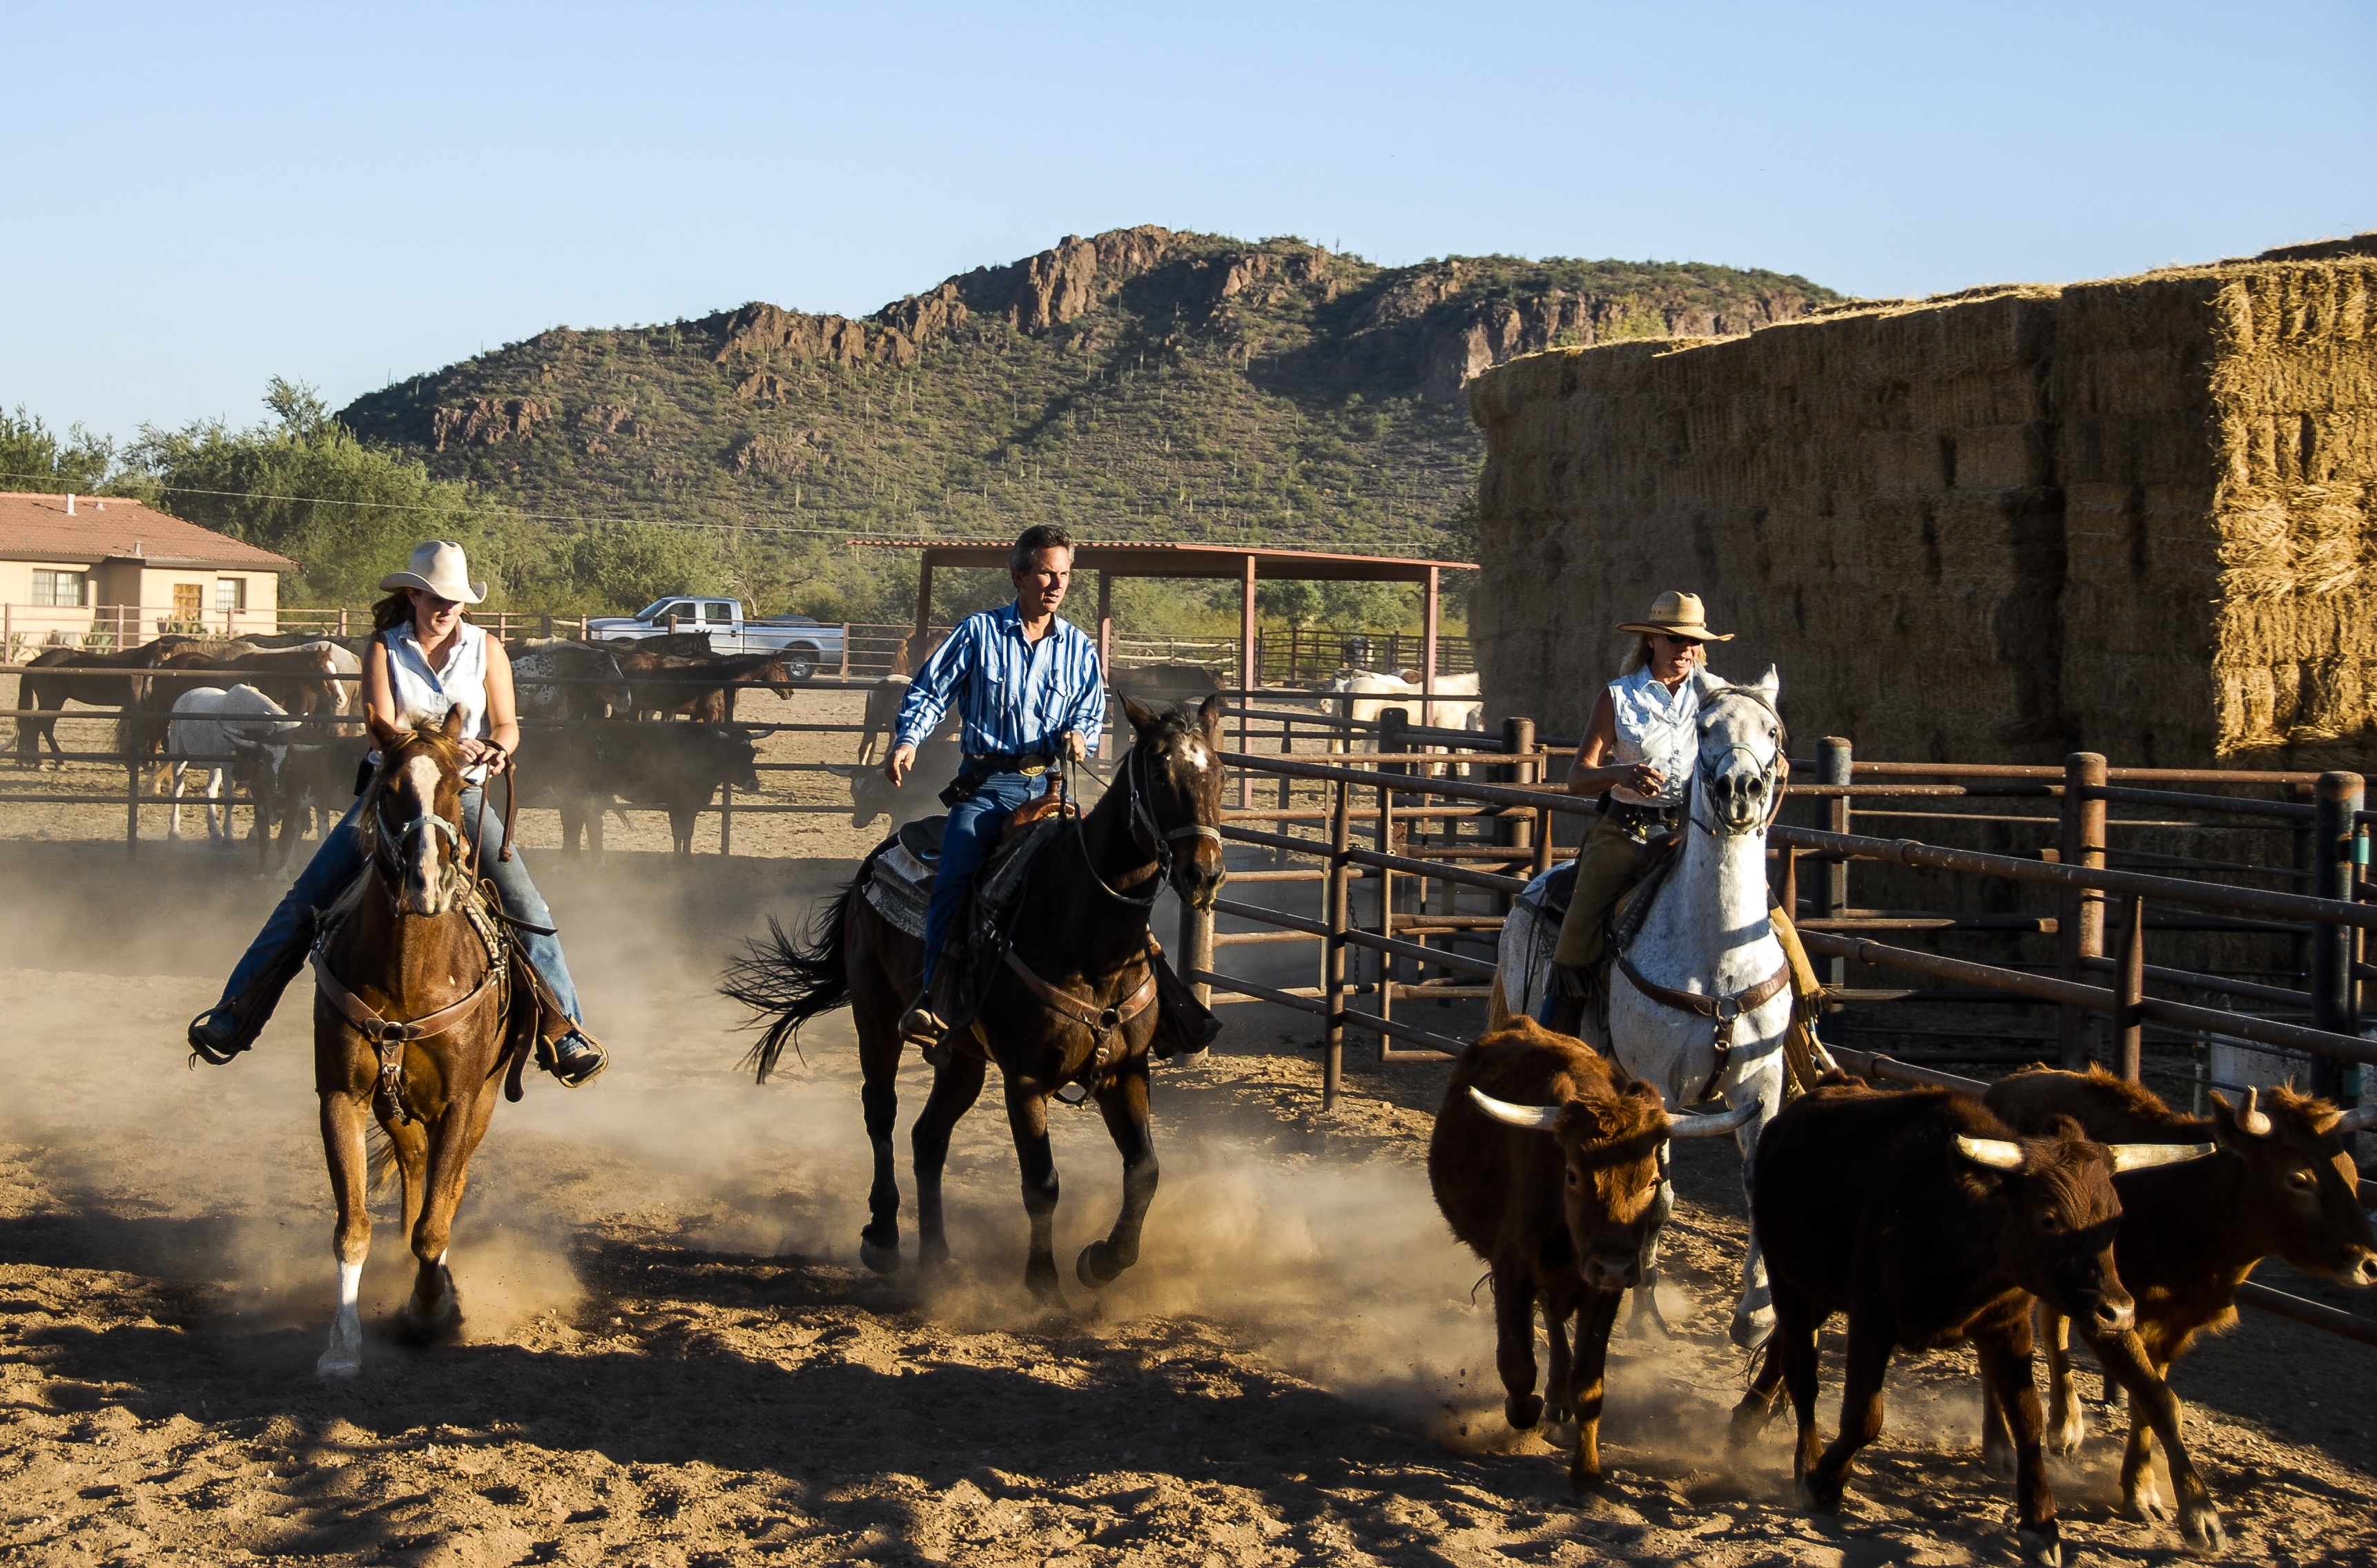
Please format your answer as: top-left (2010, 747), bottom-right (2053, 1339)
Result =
top-left (1618, 589), bottom-right (1734, 642)
top-left (380, 541), bottom-right (487, 605)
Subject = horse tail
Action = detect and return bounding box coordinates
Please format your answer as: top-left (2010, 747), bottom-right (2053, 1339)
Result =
top-left (721, 875), bottom-right (859, 1083)
top-left (366, 1122), bottom-right (400, 1192)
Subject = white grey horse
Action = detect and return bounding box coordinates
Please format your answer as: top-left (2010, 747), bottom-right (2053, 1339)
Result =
top-left (165, 684), bottom-right (300, 842)
top-left (1497, 668), bottom-right (1795, 1349)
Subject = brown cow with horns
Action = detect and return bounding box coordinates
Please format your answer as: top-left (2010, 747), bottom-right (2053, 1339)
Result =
top-left (1979, 1065), bottom-right (2377, 1552)
top-left (1428, 1017), bottom-right (1756, 1492)
top-left (1731, 1076), bottom-right (2208, 1568)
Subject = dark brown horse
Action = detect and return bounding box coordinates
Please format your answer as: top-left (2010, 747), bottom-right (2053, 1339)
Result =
top-left (14, 636), bottom-right (196, 764)
top-left (618, 648), bottom-right (799, 721)
top-left (724, 695), bottom-right (1227, 1303)
top-left (311, 709), bottom-right (526, 1377)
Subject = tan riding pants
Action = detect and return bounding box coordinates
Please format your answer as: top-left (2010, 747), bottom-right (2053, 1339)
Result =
top-left (1551, 815), bottom-right (1645, 969)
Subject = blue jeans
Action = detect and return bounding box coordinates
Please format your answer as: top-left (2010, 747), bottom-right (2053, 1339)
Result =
top-left (217, 786), bottom-right (583, 1025)
top-left (920, 770), bottom-right (1045, 989)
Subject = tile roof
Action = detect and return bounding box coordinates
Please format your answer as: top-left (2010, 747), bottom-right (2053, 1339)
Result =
top-left (0, 490), bottom-right (297, 570)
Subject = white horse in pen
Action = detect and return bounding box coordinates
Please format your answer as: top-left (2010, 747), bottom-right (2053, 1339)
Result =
top-left (1495, 668), bottom-right (1797, 1349)
top-left (166, 684), bottom-right (299, 842)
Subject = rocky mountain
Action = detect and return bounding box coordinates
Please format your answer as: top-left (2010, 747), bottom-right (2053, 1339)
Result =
top-left (341, 226), bottom-right (1837, 617)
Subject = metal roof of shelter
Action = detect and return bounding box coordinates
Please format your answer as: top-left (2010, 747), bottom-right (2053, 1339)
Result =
top-left (851, 539), bottom-right (1476, 582)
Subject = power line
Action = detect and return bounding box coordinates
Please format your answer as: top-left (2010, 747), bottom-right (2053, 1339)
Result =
top-left (0, 468), bottom-right (1465, 556)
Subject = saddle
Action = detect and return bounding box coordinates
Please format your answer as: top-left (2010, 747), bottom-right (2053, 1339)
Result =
top-left (863, 809), bottom-right (1217, 1062)
top-left (313, 867), bottom-right (581, 1117)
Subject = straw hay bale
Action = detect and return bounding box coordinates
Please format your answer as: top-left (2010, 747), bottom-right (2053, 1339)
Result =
top-left (1469, 254), bottom-right (2377, 770)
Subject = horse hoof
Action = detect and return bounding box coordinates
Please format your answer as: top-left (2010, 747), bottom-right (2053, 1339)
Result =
top-left (859, 1237), bottom-right (902, 1275)
top-left (316, 1348), bottom-right (362, 1379)
top-left (1074, 1241), bottom-right (1134, 1290)
top-left (1506, 1393), bottom-right (1544, 1431)
top-left (2180, 1502), bottom-right (2224, 1554)
top-left (2016, 1525), bottom-right (2063, 1568)
top-left (1729, 1306), bottom-right (1776, 1352)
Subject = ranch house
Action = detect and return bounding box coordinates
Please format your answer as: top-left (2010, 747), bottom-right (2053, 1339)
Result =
top-left (0, 490), bottom-right (295, 652)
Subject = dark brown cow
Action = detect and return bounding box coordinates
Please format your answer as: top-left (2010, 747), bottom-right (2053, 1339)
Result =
top-left (1430, 1016), bottom-right (1755, 1491)
top-left (526, 721), bottom-right (760, 857)
top-left (1734, 1077), bottom-right (2202, 1567)
top-left (1981, 1065), bottom-right (2377, 1551)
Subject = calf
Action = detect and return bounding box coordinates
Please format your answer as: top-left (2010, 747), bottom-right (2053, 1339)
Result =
top-left (1430, 1016), bottom-right (1756, 1491)
top-left (617, 649), bottom-right (794, 721)
top-left (512, 639), bottom-right (635, 720)
top-left (539, 723), bottom-right (760, 857)
top-left (1981, 1066), bottom-right (2377, 1550)
top-left (1736, 1078), bottom-right (2202, 1567)
top-left (849, 733), bottom-right (962, 830)
top-left (237, 728), bottom-right (363, 875)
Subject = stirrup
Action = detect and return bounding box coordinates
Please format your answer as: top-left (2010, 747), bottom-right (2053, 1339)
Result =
top-left (545, 1034), bottom-right (607, 1088)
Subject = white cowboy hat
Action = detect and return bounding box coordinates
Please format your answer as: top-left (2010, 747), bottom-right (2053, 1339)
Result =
top-left (380, 541), bottom-right (487, 605)
top-left (1618, 590), bottom-right (1734, 642)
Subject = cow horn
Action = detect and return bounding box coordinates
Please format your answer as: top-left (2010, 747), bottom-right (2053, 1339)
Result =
top-left (1466, 1087), bottom-right (1564, 1132)
top-left (2229, 1085), bottom-right (2273, 1138)
top-left (2108, 1142), bottom-right (2215, 1172)
top-left (1955, 1134), bottom-right (2026, 1171)
top-left (2334, 1103), bottom-right (2377, 1133)
top-left (1665, 1098), bottom-right (1760, 1139)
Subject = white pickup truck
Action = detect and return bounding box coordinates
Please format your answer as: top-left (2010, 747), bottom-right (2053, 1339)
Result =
top-left (585, 597), bottom-right (844, 681)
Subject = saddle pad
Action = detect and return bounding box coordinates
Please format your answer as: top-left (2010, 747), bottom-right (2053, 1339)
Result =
top-left (865, 831), bottom-right (934, 940)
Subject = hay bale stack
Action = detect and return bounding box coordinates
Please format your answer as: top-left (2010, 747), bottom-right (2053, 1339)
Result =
top-left (1469, 253), bottom-right (2377, 768)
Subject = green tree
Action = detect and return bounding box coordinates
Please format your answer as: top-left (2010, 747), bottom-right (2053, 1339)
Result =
top-left (0, 407), bottom-right (113, 493)
top-left (126, 379), bottom-right (503, 606)
top-left (544, 523), bottom-right (726, 613)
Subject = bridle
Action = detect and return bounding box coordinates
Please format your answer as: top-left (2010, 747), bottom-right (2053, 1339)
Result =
top-left (366, 750), bottom-right (471, 904)
top-left (1074, 738), bottom-right (1225, 906)
top-left (1687, 686), bottom-right (1789, 840)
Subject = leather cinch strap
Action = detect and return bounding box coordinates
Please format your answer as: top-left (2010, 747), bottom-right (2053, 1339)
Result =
top-left (1615, 952), bottom-right (1794, 1103)
top-left (1001, 945), bottom-right (1161, 1102)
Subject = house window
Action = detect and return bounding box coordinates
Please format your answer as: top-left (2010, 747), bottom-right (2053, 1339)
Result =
top-left (31, 570), bottom-right (88, 608)
top-left (215, 577), bottom-right (247, 612)
top-left (173, 583), bottom-right (204, 615)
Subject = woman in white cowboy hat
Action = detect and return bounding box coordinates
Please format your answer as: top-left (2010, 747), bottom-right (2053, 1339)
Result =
top-left (1540, 590), bottom-right (1734, 1027)
top-left (187, 541), bottom-right (605, 1085)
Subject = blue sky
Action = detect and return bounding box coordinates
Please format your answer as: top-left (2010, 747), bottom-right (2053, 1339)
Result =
top-left (7, 0), bottom-right (2372, 444)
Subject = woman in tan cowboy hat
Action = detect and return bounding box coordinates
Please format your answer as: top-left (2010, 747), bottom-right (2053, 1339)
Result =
top-left (1540, 591), bottom-right (1734, 1027)
top-left (186, 541), bottom-right (605, 1085)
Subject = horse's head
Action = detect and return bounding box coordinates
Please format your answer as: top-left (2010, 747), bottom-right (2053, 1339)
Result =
top-left (1695, 666), bottom-right (1787, 835)
top-left (365, 708), bottom-right (469, 916)
top-left (1120, 693), bottom-right (1228, 911)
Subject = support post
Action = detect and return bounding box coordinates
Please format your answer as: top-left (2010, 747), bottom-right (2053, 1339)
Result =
top-left (124, 696), bottom-right (142, 858)
top-left (1816, 738), bottom-right (1852, 991)
top-left (2059, 752), bottom-right (2108, 1069)
top-left (1096, 570), bottom-right (1113, 672)
top-left (913, 557), bottom-right (935, 653)
top-left (838, 623), bottom-right (851, 679)
top-left (1180, 886), bottom-right (1214, 1011)
top-left (1420, 565), bottom-right (1439, 728)
top-left (1323, 780), bottom-right (1351, 1112)
top-left (2115, 893), bottom-right (2146, 1083)
top-left (1238, 552), bottom-right (1256, 810)
top-left (720, 783), bottom-right (734, 855)
top-left (2311, 771), bottom-right (2364, 1099)
top-left (1375, 761), bottom-right (1398, 1034)
top-left (1500, 717), bottom-right (1536, 900)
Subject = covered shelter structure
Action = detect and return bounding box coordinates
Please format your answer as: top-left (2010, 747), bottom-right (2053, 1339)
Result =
top-left (854, 535), bottom-right (1478, 706)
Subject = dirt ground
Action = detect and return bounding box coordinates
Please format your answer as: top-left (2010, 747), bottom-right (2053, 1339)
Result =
top-left (3, 782), bottom-right (2377, 1564)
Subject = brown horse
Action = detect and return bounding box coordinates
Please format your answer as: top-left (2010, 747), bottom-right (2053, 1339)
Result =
top-left (311, 709), bottom-right (525, 1377)
top-left (725, 695), bottom-right (1227, 1303)
top-left (617, 648), bottom-right (799, 721)
top-left (14, 636), bottom-right (196, 764)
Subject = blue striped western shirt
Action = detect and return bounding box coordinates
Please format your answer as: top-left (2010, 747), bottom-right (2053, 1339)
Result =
top-left (893, 602), bottom-right (1107, 759)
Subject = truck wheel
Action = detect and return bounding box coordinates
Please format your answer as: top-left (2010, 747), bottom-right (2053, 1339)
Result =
top-left (780, 646), bottom-right (817, 682)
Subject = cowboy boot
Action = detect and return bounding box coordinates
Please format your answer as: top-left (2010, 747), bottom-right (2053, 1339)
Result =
top-left (186, 913), bottom-right (316, 1064)
top-left (898, 998), bottom-right (953, 1068)
top-left (548, 1030), bottom-right (607, 1087)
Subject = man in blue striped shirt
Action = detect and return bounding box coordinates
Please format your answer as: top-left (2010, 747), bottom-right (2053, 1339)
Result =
top-left (886, 523), bottom-right (1106, 1046)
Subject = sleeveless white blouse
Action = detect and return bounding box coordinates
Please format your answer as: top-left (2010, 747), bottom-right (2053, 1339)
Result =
top-left (380, 619), bottom-right (492, 784)
top-left (1606, 664), bottom-right (1701, 808)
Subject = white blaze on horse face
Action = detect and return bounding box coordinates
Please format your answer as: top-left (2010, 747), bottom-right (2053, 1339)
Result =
top-left (397, 753), bottom-right (446, 914)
